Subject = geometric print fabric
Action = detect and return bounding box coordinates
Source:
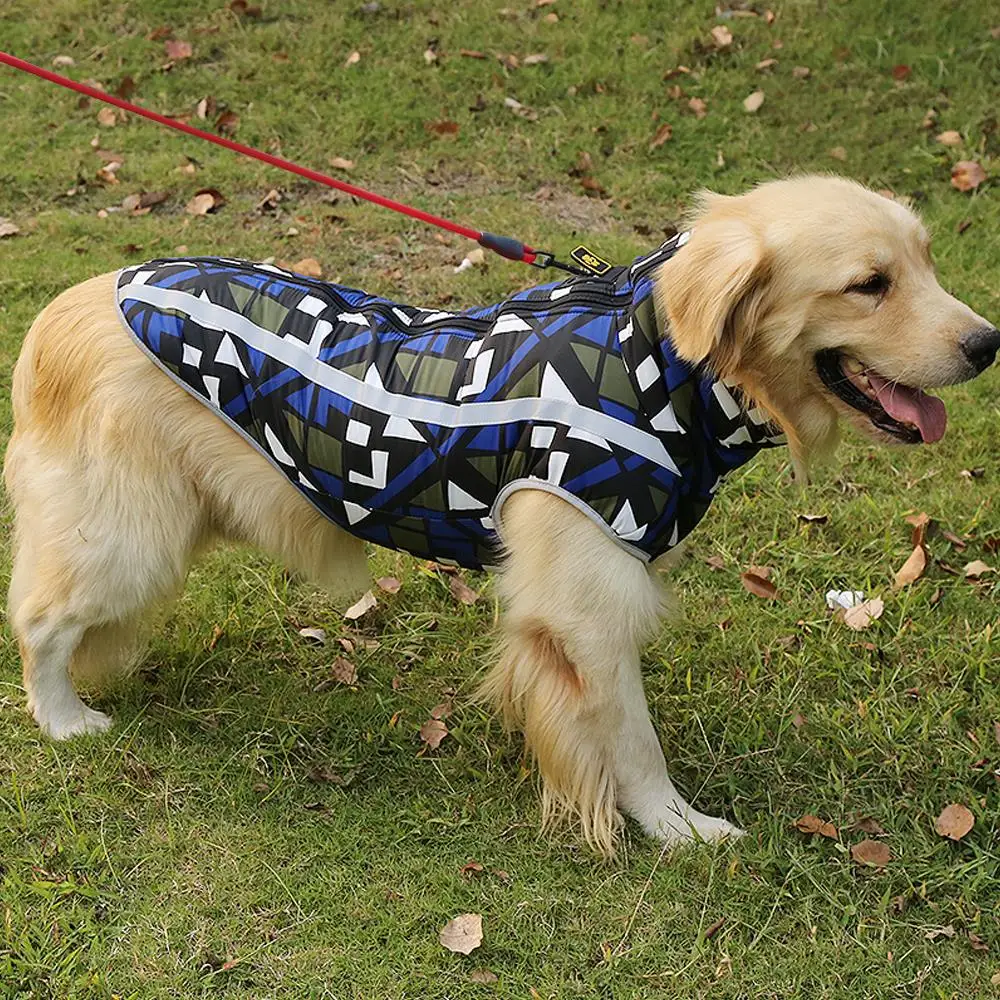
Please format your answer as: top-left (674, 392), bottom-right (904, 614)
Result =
top-left (116, 233), bottom-right (783, 570)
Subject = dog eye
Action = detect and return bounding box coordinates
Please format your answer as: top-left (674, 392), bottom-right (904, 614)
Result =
top-left (846, 272), bottom-right (890, 296)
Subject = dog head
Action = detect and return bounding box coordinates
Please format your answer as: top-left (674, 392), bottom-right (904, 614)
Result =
top-left (655, 175), bottom-right (998, 464)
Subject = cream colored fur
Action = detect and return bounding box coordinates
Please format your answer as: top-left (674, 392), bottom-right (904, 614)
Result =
top-left (4, 176), bottom-right (993, 855)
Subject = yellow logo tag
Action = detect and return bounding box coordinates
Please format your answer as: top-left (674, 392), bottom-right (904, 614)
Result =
top-left (569, 245), bottom-right (613, 276)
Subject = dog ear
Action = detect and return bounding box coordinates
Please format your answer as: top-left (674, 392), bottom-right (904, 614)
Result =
top-left (655, 218), bottom-right (769, 376)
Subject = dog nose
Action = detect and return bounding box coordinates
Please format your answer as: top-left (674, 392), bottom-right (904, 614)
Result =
top-left (960, 326), bottom-right (1000, 374)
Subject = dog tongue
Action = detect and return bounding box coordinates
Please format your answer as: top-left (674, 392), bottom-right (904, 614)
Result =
top-left (866, 372), bottom-right (947, 443)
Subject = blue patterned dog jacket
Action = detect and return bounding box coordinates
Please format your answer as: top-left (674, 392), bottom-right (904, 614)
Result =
top-left (115, 233), bottom-right (783, 569)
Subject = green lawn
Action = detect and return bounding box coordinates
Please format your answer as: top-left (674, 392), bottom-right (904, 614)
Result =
top-left (1, 1), bottom-right (999, 996)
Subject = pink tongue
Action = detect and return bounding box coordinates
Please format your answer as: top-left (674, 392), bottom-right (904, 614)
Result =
top-left (866, 372), bottom-right (947, 443)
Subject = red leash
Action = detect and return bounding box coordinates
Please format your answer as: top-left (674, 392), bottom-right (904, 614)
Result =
top-left (0, 49), bottom-right (591, 275)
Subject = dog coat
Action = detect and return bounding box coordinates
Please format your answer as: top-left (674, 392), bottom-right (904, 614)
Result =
top-left (115, 234), bottom-right (783, 569)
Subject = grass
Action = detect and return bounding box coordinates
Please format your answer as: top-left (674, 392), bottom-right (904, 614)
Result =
top-left (1, 0), bottom-right (999, 996)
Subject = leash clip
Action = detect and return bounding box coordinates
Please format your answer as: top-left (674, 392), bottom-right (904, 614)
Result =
top-left (529, 249), bottom-right (595, 278)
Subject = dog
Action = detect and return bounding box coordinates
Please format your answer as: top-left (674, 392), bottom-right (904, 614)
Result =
top-left (5, 175), bottom-right (997, 854)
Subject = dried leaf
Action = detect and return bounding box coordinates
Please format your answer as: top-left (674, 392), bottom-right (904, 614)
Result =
top-left (330, 656), bottom-right (358, 685)
top-left (469, 969), bottom-right (498, 984)
top-left (52, 55), bottom-right (75, 68)
top-left (0, 218), bottom-right (20, 238)
top-left (743, 90), bottom-right (765, 113)
top-left (345, 50), bottom-right (361, 67)
top-left (705, 554), bottom-right (725, 570)
top-left (215, 110), bottom-right (239, 136)
top-left (798, 513), bottom-right (829, 525)
top-left (851, 839), bottom-right (891, 867)
top-left (951, 161), bottom-right (987, 193)
top-left (164, 39), bottom-right (193, 61)
top-left (648, 122), bottom-right (673, 149)
top-left (230, 0), bottom-right (263, 16)
top-left (291, 257), bottom-right (323, 278)
top-left (829, 146), bottom-right (847, 161)
top-left (842, 598), bottom-right (884, 630)
top-left (196, 96), bottom-right (216, 120)
top-left (891, 64), bottom-right (911, 81)
top-left (376, 576), bottom-right (401, 594)
top-left (925, 924), bottom-right (956, 941)
top-left (439, 913), bottom-right (483, 954)
top-left (185, 188), bottom-right (225, 215)
top-left (460, 49), bottom-right (486, 59)
top-left (968, 932), bottom-right (989, 952)
top-left (936, 130), bottom-right (962, 146)
top-left (941, 529), bottom-right (966, 550)
top-left (497, 52), bottom-right (520, 70)
top-left (688, 96), bottom-right (708, 118)
top-left (420, 717), bottom-right (449, 749)
top-left (344, 590), bottom-right (377, 620)
top-left (328, 156), bottom-right (354, 170)
top-left (460, 860), bottom-right (484, 877)
top-left (740, 571), bottom-right (777, 600)
top-left (905, 511), bottom-right (932, 546)
top-left (423, 46), bottom-right (438, 65)
top-left (935, 803), bottom-right (974, 840)
top-left (791, 65), bottom-right (811, 79)
top-left (893, 545), bottom-right (927, 589)
top-left (710, 25), bottom-right (733, 48)
top-left (794, 814), bottom-right (838, 840)
top-left (425, 120), bottom-right (460, 136)
top-left (503, 97), bottom-right (538, 120)
top-left (850, 816), bottom-right (886, 836)
top-left (963, 559), bottom-right (993, 579)
top-left (449, 575), bottom-right (479, 606)
top-left (430, 701), bottom-right (453, 720)
top-left (97, 107), bottom-right (117, 127)
top-left (522, 53), bottom-right (548, 66)
top-left (298, 626), bottom-right (327, 645)
top-left (791, 712), bottom-right (806, 729)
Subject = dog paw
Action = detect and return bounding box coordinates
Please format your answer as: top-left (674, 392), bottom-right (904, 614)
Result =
top-left (651, 810), bottom-right (745, 846)
top-left (36, 703), bottom-right (113, 741)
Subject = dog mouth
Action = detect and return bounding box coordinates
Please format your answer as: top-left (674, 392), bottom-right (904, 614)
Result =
top-left (815, 350), bottom-right (947, 444)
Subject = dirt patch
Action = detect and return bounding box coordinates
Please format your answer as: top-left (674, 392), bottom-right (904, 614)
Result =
top-left (528, 185), bottom-right (618, 234)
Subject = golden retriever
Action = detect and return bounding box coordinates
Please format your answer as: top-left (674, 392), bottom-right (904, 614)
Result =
top-left (5, 175), bottom-right (997, 854)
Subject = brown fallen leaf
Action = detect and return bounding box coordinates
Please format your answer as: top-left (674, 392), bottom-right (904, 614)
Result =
top-left (756, 58), bottom-right (778, 71)
top-left (329, 156), bottom-right (354, 170)
top-left (425, 120), bottom-right (460, 136)
top-left (968, 932), bottom-right (989, 952)
top-left (936, 130), bottom-right (962, 146)
top-left (298, 626), bottom-right (326, 644)
top-left (791, 712), bottom-right (806, 729)
top-left (941, 529), bottom-right (966, 550)
top-left (196, 95), bottom-right (217, 120)
top-left (164, 39), bottom-right (193, 61)
top-left (460, 860), bottom-right (484, 877)
top-left (292, 257), bottom-right (323, 278)
top-left (905, 511), bottom-right (932, 546)
top-left (925, 924), bottom-right (956, 941)
top-left (0, 218), bottom-right (20, 238)
top-left (376, 576), bottom-right (401, 594)
top-left (743, 90), bottom-right (765, 113)
top-left (439, 913), bottom-right (483, 954)
top-left (230, 0), bottom-right (263, 15)
top-left (842, 597), bottom-right (885, 630)
top-left (829, 146), bottom-right (847, 161)
top-left (330, 656), bottom-right (358, 685)
top-left (935, 802), bottom-right (974, 840)
top-left (963, 559), bottom-right (993, 579)
top-left (792, 65), bottom-right (811, 79)
top-left (430, 701), bottom-right (453, 720)
top-left (851, 839), bottom-right (891, 867)
top-left (522, 53), bottom-right (548, 66)
top-left (891, 64), bottom-right (911, 81)
top-left (710, 25), bottom-right (733, 48)
top-left (705, 554), bottom-right (725, 570)
top-left (185, 188), bottom-right (225, 215)
top-left (344, 590), bottom-right (377, 620)
top-left (850, 816), bottom-right (886, 836)
top-left (469, 969), bottom-right (498, 984)
top-left (52, 54), bottom-right (75, 68)
top-left (794, 814), bottom-right (838, 839)
top-left (215, 110), bottom-right (239, 136)
top-left (460, 49), bottom-right (486, 59)
top-left (420, 717), bottom-right (449, 749)
top-left (649, 123), bottom-right (673, 149)
top-left (345, 50), bottom-right (361, 67)
top-left (688, 97), bottom-right (708, 118)
top-left (449, 575), bottom-right (479, 606)
top-left (951, 161), bottom-right (987, 193)
top-left (497, 52), bottom-right (520, 70)
top-left (740, 571), bottom-right (777, 600)
top-left (893, 545), bottom-right (927, 589)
